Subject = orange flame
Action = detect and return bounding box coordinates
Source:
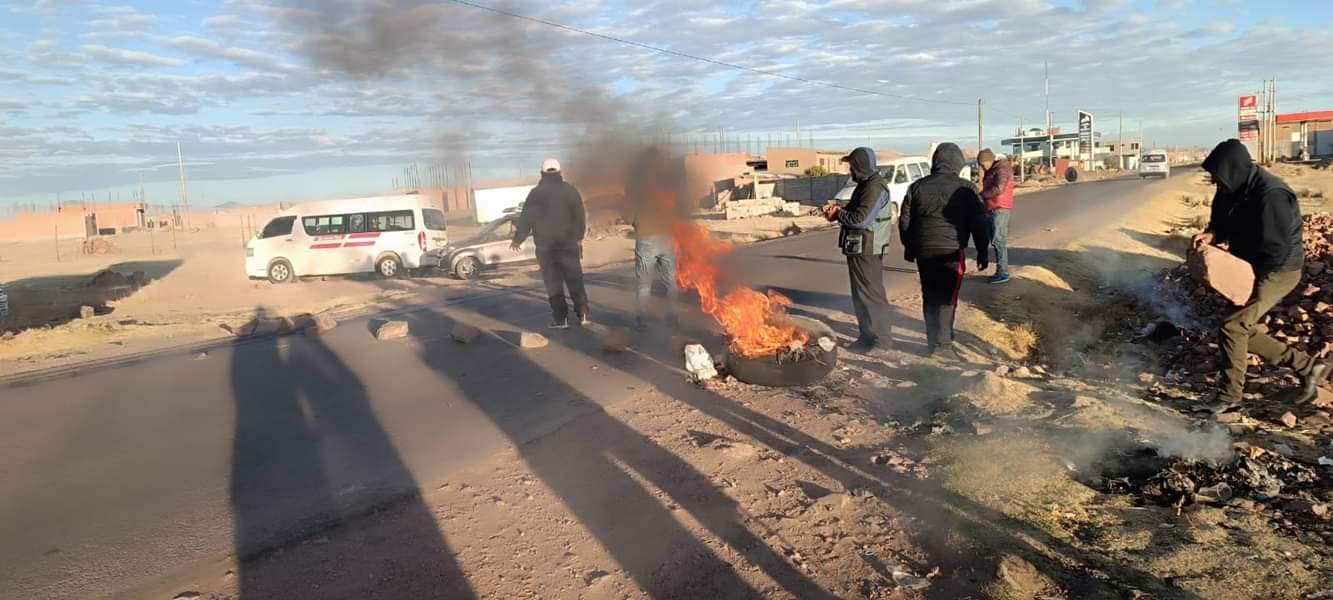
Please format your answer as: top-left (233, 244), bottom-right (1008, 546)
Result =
top-left (671, 219), bottom-right (807, 357)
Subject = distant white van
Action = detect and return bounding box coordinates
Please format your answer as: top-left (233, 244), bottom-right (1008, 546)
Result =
top-left (246, 195), bottom-right (449, 283)
top-left (833, 155), bottom-right (932, 224)
top-left (1139, 150), bottom-right (1171, 179)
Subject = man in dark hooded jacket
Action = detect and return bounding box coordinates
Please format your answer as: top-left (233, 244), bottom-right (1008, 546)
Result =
top-left (1195, 139), bottom-right (1329, 406)
top-left (512, 158), bottom-right (589, 329)
top-left (899, 143), bottom-right (990, 359)
top-left (824, 147), bottom-right (895, 352)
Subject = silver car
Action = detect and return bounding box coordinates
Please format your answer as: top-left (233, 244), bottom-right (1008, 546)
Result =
top-left (443, 215), bottom-right (538, 279)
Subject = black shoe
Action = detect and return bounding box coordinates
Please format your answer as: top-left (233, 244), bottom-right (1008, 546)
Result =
top-left (549, 318), bottom-right (569, 330)
top-left (1297, 361), bottom-right (1331, 404)
top-left (929, 347), bottom-right (962, 362)
top-left (842, 338), bottom-right (875, 351)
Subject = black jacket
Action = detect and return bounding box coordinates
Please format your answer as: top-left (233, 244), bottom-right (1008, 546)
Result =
top-left (1202, 139), bottom-right (1303, 274)
top-left (899, 143), bottom-right (990, 260)
top-left (836, 147), bottom-right (893, 256)
top-left (513, 172), bottom-right (586, 248)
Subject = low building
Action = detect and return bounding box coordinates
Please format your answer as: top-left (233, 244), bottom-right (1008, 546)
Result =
top-left (1276, 110), bottom-right (1333, 158)
top-left (765, 147), bottom-right (849, 176)
top-left (1001, 128), bottom-right (1112, 168)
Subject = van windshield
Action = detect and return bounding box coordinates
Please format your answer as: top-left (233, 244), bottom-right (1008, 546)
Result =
top-left (423, 208), bottom-right (448, 231)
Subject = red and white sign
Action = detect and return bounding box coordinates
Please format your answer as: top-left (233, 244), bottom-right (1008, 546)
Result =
top-left (1238, 95), bottom-right (1258, 121)
top-left (1238, 95), bottom-right (1260, 141)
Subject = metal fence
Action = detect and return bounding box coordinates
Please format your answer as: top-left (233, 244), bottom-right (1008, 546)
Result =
top-left (774, 174), bottom-right (850, 205)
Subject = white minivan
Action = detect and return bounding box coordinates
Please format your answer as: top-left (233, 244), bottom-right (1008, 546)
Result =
top-left (1139, 150), bottom-right (1171, 179)
top-left (246, 195), bottom-right (449, 283)
top-left (833, 155), bottom-right (932, 224)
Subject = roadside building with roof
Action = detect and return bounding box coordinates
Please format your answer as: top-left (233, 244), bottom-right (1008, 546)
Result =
top-left (1275, 110), bottom-right (1333, 159)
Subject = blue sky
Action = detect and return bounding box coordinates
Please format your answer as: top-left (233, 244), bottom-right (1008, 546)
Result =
top-left (1, 0), bottom-right (1331, 207)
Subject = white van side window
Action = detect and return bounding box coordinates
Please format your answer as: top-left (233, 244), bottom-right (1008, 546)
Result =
top-left (349, 214), bottom-right (366, 233)
top-left (303, 215), bottom-right (346, 236)
top-left (368, 210), bottom-right (414, 232)
top-left (260, 216), bottom-right (295, 239)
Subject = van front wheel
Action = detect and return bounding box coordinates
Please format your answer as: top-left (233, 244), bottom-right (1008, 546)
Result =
top-left (268, 259), bottom-right (294, 284)
top-left (376, 255), bottom-right (402, 278)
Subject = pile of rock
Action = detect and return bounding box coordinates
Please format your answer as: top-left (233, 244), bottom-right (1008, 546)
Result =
top-left (1151, 214), bottom-right (1333, 397)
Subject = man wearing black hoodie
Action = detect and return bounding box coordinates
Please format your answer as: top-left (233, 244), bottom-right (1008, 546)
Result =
top-left (1196, 139), bottom-right (1329, 406)
top-left (512, 158), bottom-right (589, 329)
top-left (899, 143), bottom-right (991, 359)
top-left (824, 147), bottom-right (895, 353)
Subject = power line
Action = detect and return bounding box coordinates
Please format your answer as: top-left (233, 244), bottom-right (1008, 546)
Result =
top-left (443, 0), bottom-right (976, 107)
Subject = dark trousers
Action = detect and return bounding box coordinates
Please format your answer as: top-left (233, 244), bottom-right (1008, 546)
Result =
top-left (917, 251), bottom-right (965, 351)
top-left (846, 253), bottom-right (892, 345)
top-left (536, 244), bottom-right (588, 321)
top-left (1219, 269), bottom-right (1315, 402)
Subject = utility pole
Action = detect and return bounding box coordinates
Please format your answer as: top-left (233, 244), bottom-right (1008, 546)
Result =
top-left (977, 98), bottom-right (984, 157)
top-left (1018, 116), bottom-right (1025, 182)
top-left (1118, 111), bottom-right (1124, 170)
top-left (176, 142), bottom-right (190, 231)
top-left (1045, 62), bottom-right (1053, 170)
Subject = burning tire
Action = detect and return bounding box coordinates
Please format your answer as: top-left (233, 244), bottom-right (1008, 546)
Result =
top-left (726, 316), bottom-right (837, 387)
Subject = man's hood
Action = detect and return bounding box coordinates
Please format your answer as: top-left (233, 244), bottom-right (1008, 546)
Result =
top-left (931, 143), bottom-right (965, 176)
top-left (1202, 139), bottom-right (1253, 192)
top-left (846, 147), bottom-right (878, 183)
top-left (539, 171), bottom-right (564, 184)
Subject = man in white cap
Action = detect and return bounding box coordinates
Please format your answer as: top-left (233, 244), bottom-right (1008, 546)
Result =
top-left (512, 158), bottom-right (589, 328)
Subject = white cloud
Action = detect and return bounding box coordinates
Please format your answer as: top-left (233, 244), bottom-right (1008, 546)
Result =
top-left (80, 44), bottom-right (187, 67)
top-left (156, 35), bottom-right (298, 72)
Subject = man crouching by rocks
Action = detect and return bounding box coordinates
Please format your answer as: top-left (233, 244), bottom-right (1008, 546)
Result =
top-left (1195, 139), bottom-right (1330, 408)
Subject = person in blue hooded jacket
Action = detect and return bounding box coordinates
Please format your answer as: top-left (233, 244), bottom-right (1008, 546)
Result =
top-left (824, 147), bottom-right (896, 354)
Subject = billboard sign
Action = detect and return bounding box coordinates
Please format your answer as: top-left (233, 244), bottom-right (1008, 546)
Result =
top-left (1238, 95), bottom-right (1260, 142)
top-left (1077, 111), bottom-right (1094, 157)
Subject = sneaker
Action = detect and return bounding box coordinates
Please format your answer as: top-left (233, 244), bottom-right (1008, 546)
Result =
top-left (1297, 361), bottom-right (1331, 404)
top-left (549, 318), bottom-right (569, 330)
top-left (577, 313), bottom-right (591, 327)
top-left (988, 273), bottom-right (1012, 284)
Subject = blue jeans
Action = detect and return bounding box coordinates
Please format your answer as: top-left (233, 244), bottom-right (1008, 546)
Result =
top-left (989, 209), bottom-right (1010, 276)
top-left (635, 236), bottom-right (677, 314)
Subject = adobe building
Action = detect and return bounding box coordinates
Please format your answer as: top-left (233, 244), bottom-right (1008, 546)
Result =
top-left (765, 147), bottom-right (849, 176)
top-left (1275, 110), bottom-right (1333, 158)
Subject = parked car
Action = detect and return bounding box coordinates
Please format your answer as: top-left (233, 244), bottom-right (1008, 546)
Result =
top-left (246, 194), bottom-right (449, 283)
top-left (1139, 150), bottom-right (1171, 179)
top-left (0, 284), bottom-right (8, 322)
top-left (442, 214), bottom-right (537, 279)
top-left (832, 155), bottom-right (932, 224)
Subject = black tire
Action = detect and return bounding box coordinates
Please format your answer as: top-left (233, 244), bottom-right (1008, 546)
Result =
top-left (376, 254), bottom-right (402, 279)
top-left (453, 256), bottom-right (481, 280)
top-left (267, 259), bottom-right (294, 284)
top-left (726, 316), bottom-right (837, 387)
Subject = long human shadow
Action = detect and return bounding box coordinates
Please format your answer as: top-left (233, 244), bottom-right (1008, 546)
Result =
top-left (481, 293), bottom-right (1201, 598)
top-left (229, 308), bottom-right (474, 599)
top-left (399, 305), bottom-right (838, 599)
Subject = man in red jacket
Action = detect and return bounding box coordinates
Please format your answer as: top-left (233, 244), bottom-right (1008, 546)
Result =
top-left (978, 149), bottom-right (1015, 284)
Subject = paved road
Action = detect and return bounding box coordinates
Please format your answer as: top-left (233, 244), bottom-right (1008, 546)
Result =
top-left (0, 174), bottom-right (1182, 599)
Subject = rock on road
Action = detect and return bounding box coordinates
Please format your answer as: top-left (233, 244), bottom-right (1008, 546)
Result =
top-left (0, 173), bottom-right (1181, 599)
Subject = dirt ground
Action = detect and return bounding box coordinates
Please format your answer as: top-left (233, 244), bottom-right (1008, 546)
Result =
top-left (0, 214), bottom-right (831, 375)
top-left (130, 166), bottom-right (1333, 600)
